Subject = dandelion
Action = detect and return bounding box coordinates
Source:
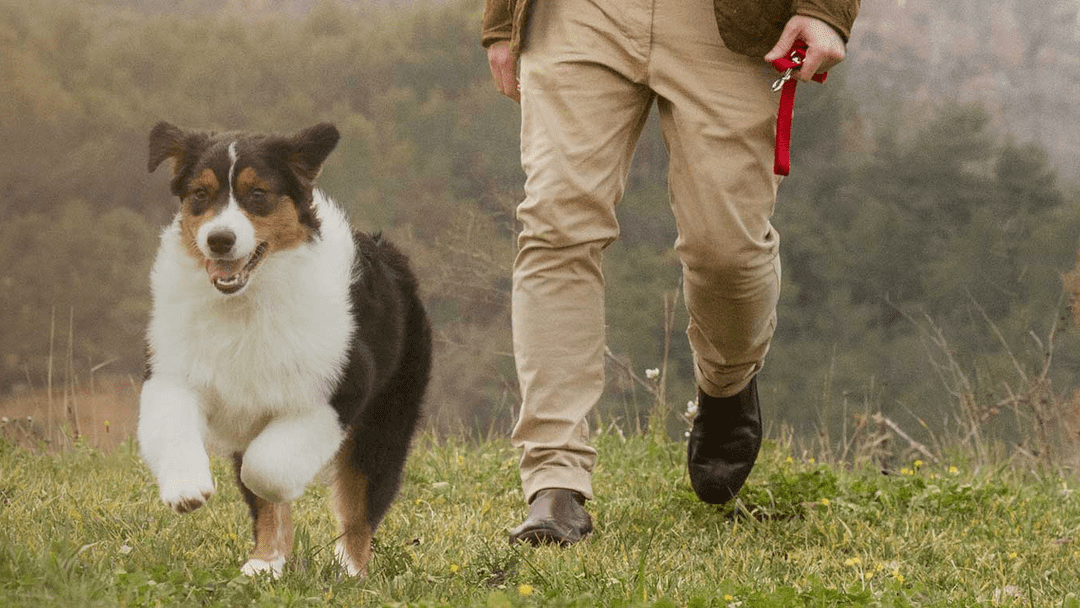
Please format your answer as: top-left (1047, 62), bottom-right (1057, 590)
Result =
top-left (785, 456), bottom-right (794, 464)
top-left (1008, 551), bottom-right (1018, 560)
top-left (900, 468), bottom-right (914, 476)
top-left (518, 584), bottom-right (533, 596)
top-left (948, 465), bottom-right (959, 474)
top-left (820, 498), bottom-right (830, 507)
top-left (450, 564), bottom-right (459, 573)
top-left (913, 459), bottom-right (924, 468)
top-left (645, 368), bottom-right (660, 380)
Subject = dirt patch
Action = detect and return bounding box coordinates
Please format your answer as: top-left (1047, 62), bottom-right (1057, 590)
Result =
top-left (0, 374), bottom-right (140, 452)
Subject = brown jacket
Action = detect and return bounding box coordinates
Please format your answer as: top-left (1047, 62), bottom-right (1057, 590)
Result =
top-left (482, 0), bottom-right (859, 59)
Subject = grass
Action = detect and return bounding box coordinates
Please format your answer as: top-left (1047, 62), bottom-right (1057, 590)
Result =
top-left (1, 431), bottom-right (1080, 608)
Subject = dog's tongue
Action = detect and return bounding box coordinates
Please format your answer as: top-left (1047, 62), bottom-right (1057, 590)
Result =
top-left (206, 258), bottom-right (244, 282)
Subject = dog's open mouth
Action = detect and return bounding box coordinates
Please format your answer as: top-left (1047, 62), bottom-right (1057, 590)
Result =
top-left (206, 243), bottom-right (268, 294)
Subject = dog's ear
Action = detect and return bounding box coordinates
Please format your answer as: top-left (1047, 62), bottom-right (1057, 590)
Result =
top-left (149, 122), bottom-right (212, 198)
top-left (289, 123), bottom-right (340, 182)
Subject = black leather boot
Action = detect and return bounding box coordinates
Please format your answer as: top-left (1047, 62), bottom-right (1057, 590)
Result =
top-left (687, 377), bottom-right (762, 504)
top-left (508, 488), bottom-right (593, 546)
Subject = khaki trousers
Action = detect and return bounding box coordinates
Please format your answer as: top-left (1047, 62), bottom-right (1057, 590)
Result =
top-left (512, 0), bottom-right (782, 502)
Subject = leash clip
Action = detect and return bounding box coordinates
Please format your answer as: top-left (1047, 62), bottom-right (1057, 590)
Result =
top-left (771, 55), bottom-right (802, 92)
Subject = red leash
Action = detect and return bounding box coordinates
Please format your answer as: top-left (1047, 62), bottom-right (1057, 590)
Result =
top-left (771, 41), bottom-right (827, 176)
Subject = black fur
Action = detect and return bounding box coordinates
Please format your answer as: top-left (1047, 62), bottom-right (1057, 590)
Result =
top-left (331, 231), bottom-right (432, 526)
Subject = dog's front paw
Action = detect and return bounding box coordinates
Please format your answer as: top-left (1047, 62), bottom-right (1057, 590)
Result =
top-left (158, 468), bottom-right (215, 513)
top-left (241, 556), bottom-right (286, 579)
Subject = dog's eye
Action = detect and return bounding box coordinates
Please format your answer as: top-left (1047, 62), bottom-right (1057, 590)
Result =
top-left (245, 188), bottom-right (273, 214)
top-left (189, 188), bottom-right (210, 214)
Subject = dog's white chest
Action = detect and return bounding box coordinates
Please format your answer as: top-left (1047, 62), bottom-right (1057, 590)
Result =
top-left (147, 194), bottom-right (358, 452)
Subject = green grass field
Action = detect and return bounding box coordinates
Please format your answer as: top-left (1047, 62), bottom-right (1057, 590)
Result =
top-left (1, 432), bottom-right (1079, 607)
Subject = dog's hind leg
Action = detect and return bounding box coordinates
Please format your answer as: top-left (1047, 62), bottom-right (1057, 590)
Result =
top-left (234, 454), bottom-right (294, 578)
top-left (331, 446), bottom-right (373, 576)
top-left (332, 390), bottom-right (425, 576)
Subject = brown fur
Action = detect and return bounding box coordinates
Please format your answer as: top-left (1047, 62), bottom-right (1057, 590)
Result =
top-left (233, 455), bottom-right (295, 569)
top-left (180, 168), bottom-right (222, 261)
top-left (331, 448), bottom-right (373, 575)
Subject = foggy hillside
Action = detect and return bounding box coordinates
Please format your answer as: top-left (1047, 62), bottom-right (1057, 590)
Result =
top-left (2, 0), bottom-right (1078, 452)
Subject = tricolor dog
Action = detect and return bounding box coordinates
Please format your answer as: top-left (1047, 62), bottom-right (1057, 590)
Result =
top-left (139, 122), bottom-right (431, 577)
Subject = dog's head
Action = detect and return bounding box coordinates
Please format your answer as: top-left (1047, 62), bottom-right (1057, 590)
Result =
top-left (148, 122), bottom-right (340, 295)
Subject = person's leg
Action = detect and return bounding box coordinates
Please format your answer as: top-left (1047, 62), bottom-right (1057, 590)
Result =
top-left (650, 0), bottom-right (782, 502)
top-left (511, 0), bottom-right (653, 539)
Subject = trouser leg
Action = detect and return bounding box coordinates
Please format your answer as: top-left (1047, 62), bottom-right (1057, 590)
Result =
top-left (650, 0), bottom-right (783, 398)
top-left (512, 0), bottom-right (653, 503)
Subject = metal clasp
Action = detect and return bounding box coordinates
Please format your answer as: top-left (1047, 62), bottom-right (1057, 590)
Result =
top-left (771, 54), bottom-right (803, 92)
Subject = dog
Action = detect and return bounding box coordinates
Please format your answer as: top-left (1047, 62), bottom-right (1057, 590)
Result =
top-left (138, 121), bottom-right (432, 577)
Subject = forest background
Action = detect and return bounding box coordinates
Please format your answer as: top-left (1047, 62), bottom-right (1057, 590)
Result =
top-left (2, 0), bottom-right (1080, 461)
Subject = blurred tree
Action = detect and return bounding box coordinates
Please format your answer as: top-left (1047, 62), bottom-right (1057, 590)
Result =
top-left (0, 201), bottom-right (156, 391)
top-left (0, 0), bottom-right (1077, 445)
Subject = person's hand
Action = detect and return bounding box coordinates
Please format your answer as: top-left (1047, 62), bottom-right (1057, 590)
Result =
top-left (764, 15), bottom-right (846, 82)
top-left (486, 40), bottom-right (520, 102)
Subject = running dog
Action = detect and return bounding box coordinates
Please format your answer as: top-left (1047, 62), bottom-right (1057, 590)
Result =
top-left (139, 121), bottom-right (431, 577)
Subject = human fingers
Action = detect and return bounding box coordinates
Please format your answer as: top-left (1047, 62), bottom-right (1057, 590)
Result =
top-left (486, 41), bottom-right (520, 102)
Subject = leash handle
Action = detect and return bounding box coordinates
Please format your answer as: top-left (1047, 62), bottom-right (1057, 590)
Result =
top-left (770, 40), bottom-right (828, 84)
top-left (771, 40), bottom-right (827, 176)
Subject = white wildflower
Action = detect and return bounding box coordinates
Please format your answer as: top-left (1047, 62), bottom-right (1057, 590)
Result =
top-left (685, 400), bottom-right (698, 417)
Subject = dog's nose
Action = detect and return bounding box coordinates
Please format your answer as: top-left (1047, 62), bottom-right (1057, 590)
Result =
top-left (206, 229), bottom-right (236, 256)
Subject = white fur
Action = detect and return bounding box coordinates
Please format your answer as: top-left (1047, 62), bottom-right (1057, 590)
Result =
top-left (138, 375), bottom-right (215, 511)
top-left (139, 191), bottom-right (357, 519)
top-left (228, 142), bottom-right (239, 177)
top-left (195, 198), bottom-right (257, 261)
top-left (196, 142), bottom-right (256, 262)
top-left (334, 540), bottom-right (364, 577)
top-left (241, 556), bottom-right (285, 579)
